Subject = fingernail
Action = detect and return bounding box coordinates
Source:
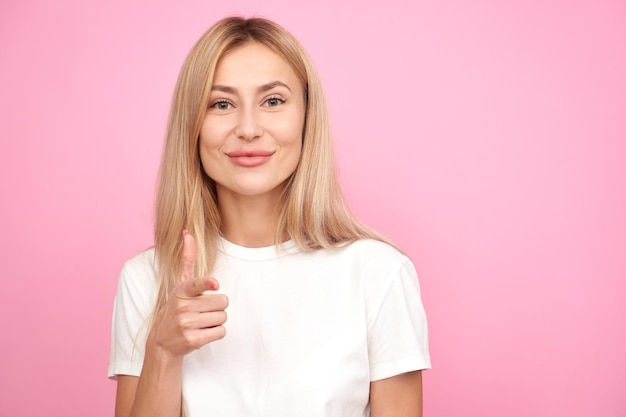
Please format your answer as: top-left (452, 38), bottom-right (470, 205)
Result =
top-left (209, 282), bottom-right (218, 290)
top-left (182, 230), bottom-right (189, 239)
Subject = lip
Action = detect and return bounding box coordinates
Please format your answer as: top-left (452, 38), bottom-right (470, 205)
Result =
top-left (226, 149), bottom-right (275, 167)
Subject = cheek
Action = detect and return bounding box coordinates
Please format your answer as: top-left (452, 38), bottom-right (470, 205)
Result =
top-left (198, 126), bottom-right (222, 179)
top-left (286, 137), bottom-right (303, 175)
top-left (199, 119), bottom-right (229, 155)
top-left (274, 109), bottom-right (305, 145)
top-left (279, 123), bottom-right (304, 164)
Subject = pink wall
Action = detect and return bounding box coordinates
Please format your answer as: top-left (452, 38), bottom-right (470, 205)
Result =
top-left (1, 1), bottom-right (624, 416)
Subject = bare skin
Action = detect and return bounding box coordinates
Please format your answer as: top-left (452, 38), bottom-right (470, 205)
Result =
top-left (370, 371), bottom-right (423, 417)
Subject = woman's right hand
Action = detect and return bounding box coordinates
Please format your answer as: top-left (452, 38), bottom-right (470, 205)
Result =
top-left (147, 231), bottom-right (229, 361)
top-left (115, 231), bottom-right (227, 417)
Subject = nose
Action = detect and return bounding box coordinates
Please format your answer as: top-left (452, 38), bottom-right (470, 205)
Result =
top-left (234, 107), bottom-right (263, 141)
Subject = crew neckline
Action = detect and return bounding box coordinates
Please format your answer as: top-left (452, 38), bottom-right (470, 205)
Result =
top-left (218, 236), bottom-right (301, 261)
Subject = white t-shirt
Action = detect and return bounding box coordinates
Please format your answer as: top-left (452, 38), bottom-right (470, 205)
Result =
top-left (108, 238), bottom-right (430, 417)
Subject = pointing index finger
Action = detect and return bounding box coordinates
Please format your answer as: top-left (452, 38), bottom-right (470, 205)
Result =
top-left (180, 230), bottom-right (196, 282)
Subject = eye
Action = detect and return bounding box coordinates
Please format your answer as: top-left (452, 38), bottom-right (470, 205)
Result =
top-left (210, 100), bottom-right (233, 110)
top-left (264, 96), bottom-right (285, 107)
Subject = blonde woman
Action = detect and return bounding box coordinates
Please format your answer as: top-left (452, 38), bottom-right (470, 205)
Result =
top-left (109, 16), bottom-right (430, 417)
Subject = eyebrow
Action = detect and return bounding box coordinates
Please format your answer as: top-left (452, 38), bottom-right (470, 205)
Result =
top-left (211, 81), bottom-right (292, 94)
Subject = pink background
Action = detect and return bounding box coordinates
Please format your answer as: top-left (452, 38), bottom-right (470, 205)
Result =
top-left (1, 0), bottom-right (624, 416)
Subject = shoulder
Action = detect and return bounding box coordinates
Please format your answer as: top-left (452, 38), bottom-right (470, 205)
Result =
top-left (117, 248), bottom-right (158, 294)
top-left (345, 238), bottom-right (405, 256)
top-left (343, 239), bottom-right (421, 301)
top-left (122, 247), bottom-right (157, 274)
top-left (339, 239), bottom-right (412, 272)
top-left (319, 239), bottom-right (418, 296)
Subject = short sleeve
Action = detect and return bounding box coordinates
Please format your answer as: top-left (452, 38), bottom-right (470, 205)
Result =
top-left (107, 250), bottom-right (158, 380)
top-left (367, 259), bottom-right (431, 381)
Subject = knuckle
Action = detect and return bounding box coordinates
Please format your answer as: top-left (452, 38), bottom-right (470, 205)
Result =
top-left (182, 338), bottom-right (193, 349)
top-left (178, 317), bottom-right (192, 330)
top-left (175, 303), bottom-right (190, 315)
top-left (183, 333), bottom-right (199, 349)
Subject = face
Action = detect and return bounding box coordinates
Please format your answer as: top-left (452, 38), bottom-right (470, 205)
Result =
top-left (199, 41), bottom-right (306, 204)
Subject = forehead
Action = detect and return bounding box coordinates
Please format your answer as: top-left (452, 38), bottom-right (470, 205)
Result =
top-left (212, 42), bottom-right (301, 89)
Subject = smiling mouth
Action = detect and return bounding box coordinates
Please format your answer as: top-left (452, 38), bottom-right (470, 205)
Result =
top-left (226, 150), bottom-right (275, 167)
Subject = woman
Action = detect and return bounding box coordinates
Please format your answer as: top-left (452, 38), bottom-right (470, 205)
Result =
top-left (109, 16), bottom-right (430, 417)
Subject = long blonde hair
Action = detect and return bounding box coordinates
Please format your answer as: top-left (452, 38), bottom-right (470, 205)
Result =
top-left (153, 16), bottom-right (390, 315)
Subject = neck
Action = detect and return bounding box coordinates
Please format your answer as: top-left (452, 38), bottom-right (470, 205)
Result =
top-left (217, 189), bottom-right (286, 248)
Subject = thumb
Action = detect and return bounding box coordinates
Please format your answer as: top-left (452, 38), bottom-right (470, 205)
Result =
top-left (180, 230), bottom-right (197, 282)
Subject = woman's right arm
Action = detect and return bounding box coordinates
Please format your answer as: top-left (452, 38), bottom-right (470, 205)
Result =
top-left (115, 375), bottom-right (139, 417)
top-left (114, 348), bottom-right (182, 417)
top-left (114, 233), bottom-right (228, 417)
